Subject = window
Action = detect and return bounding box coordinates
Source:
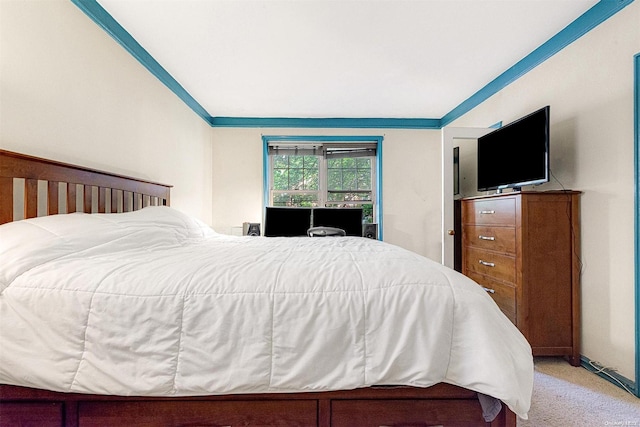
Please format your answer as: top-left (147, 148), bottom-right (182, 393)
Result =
top-left (265, 138), bottom-right (380, 224)
top-left (271, 151), bottom-right (320, 207)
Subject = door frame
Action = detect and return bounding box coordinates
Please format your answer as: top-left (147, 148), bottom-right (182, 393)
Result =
top-left (634, 52), bottom-right (640, 397)
top-left (441, 127), bottom-right (493, 268)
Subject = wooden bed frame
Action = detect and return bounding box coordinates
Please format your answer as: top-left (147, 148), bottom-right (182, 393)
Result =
top-left (0, 149), bottom-right (517, 426)
top-left (0, 149), bottom-right (171, 224)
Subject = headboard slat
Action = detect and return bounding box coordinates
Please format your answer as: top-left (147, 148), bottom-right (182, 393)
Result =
top-left (84, 185), bottom-right (92, 213)
top-left (98, 187), bottom-right (107, 213)
top-left (25, 179), bottom-right (38, 219)
top-left (111, 189), bottom-right (119, 213)
top-left (0, 177), bottom-right (13, 223)
top-left (67, 184), bottom-right (77, 213)
top-left (48, 181), bottom-right (59, 215)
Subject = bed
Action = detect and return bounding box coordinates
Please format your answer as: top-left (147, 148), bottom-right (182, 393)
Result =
top-left (0, 149), bottom-right (533, 426)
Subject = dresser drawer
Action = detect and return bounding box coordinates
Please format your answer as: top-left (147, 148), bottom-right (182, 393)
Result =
top-left (463, 198), bottom-right (516, 225)
top-left (466, 271), bottom-right (517, 324)
top-left (79, 400), bottom-right (317, 426)
top-left (0, 402), bottom-right (63, 427)
top-left (331, 399), bottom-right (486, 427)
top-left (464, 225), bottom-right (516, 254)
top-left (464, 246), bottom-right (516, 283)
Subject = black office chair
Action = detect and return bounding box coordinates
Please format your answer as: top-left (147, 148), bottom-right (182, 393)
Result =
top-left (307, 226), bottom-right (346, 237)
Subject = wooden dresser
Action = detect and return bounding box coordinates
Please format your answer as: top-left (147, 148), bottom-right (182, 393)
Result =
top-left (461, 191), bottom-right (581, 365)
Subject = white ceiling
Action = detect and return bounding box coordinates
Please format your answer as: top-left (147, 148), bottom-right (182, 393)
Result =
top-left (96, 0), bottom-right (598, 120)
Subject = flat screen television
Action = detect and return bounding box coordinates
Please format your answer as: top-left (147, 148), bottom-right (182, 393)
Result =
top-left (477, 105), bottom-right (550, 192)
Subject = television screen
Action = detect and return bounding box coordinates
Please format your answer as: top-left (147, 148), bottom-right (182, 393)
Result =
top-left (312, 208), bottom-right (363, 237)
top-left (477, 106), bottom-right (550, 192)
top-left (264, 207), bottom-right (312, 237)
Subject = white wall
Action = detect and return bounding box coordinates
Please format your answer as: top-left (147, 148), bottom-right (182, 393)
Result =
top-left (211, 127), bottom-right (443, 261)
top-left (0, 0), bottom-right (213, 223)
top-left (448, 1), bottom-right (640, 380)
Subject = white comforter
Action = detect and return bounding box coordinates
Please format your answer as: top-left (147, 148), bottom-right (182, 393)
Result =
top-left (0, 207), bottom-right (532, 418)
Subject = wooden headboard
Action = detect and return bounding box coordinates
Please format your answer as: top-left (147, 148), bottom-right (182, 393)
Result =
top-left (0, 149), bottom-right (172, 225)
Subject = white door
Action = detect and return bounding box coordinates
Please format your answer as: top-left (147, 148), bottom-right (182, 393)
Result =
top-left (441, 127), bottom-right (493, 268)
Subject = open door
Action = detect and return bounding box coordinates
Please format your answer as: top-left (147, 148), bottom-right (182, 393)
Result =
top-left (441, 127), bottom-right (493, 268)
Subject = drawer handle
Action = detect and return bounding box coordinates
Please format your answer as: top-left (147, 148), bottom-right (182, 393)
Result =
top-left (478, 235), bottom-right (495, 241)
top-left (483, 287), bottom-right (496, 294)
top-left (479, 259), bottom-right (495, 267)
top-left (479, 210), bottom-right (496, 214)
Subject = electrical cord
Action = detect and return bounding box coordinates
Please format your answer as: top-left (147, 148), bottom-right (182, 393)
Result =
top-left (587, 359), bottom-right (635, 396)
top-left (549, 168), bottom-right (584, 276)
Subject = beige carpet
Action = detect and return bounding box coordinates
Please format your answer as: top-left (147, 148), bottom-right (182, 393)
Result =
top-left (518, 358), bottom-right (640, 426)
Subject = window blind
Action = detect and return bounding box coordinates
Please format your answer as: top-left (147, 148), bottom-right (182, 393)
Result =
top-left (268, 142), bottom-right (376, 158)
